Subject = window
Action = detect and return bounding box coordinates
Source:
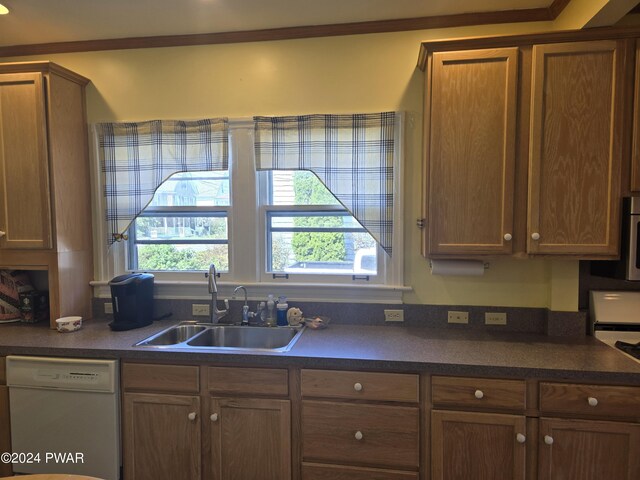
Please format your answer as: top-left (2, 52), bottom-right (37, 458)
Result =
top-left (97, 117), bottom-right (404, 302)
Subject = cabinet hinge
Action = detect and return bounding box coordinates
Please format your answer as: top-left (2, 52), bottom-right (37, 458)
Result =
top-left (416, 218), bottom-right (426, 229)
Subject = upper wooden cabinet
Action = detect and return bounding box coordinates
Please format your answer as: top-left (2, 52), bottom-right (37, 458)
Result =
top-left (425, 48), bottom-right (518, 255)
top-left (0, 62), bottom-right (93, 326)
top-left (0, 73), bottom-right (51, 249)
top-left (528, 41), bottom-right (624, 255)
top-left (420, 31), bottom-right (635, 259)
top-left (632, 40), bottom-right (640, 193)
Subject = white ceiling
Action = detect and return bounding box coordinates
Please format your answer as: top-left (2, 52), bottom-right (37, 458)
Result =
top-left (0, 0), bottom-right (554, 47)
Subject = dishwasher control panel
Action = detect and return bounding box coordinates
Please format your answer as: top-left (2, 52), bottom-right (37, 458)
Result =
top-left (6, 356), bottom-right (117, 392)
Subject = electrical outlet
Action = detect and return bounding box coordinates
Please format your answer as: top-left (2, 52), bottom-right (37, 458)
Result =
top-left (485, 312), bottom-right (507, 325)
top-left (104, 302), bottom-right (113, 314)
top-left (384, 309), bottom-right (404, 322)
top-left (192, 304), bottom-right (210, 316)
top-left (447, 311), bottom-right (469, 324)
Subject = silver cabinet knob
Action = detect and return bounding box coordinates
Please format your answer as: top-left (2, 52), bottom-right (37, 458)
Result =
top-left (588, 397), bottom-right (598, 407)
top-left (516, 433), bottom-right (526, 444)
top-left (544, 435), bottom-right (554, 445)
top-left (474, 389), bottom-right (484, 399)
top-left (210, 413), bottom-right (219, 422)
top-left (531, 232), bottom-right (540, 240)
top-left (354, 431), bottom-right (363, 441)
top-left (354, 382), bottom-right (363, 392)
top-left (188, 412), bottom-right (197, 421)
top-left (504, 233), bottom-right (513, 241)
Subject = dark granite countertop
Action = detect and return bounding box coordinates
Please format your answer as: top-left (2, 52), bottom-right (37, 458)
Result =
top-left (1, 318), bottom-right (639, 384)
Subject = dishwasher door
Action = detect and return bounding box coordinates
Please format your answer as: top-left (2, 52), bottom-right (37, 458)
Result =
top-left (6, 356), bottom-right (120, 480)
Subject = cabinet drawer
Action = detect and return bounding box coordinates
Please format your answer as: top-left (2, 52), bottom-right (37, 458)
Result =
top-left (302, 462), bottom-right (419, 480)
top-left (540, 382), bottom-right (640, 418)
top-left (0, 358), bottom-right (5, 385)
top-left (301, 369), bottom-right (419, 403)
top-left (206, 366), bottom-right (288, 396)
top-left (122, 363), bottom-right (199, 394)
top-left (302, 400), bottom-right (419, 469)
top-left (432, 376), bottom-right (526, 411)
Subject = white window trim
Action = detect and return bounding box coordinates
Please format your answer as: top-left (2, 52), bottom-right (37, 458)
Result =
top-left (89, 116), bottom-right (408, 304)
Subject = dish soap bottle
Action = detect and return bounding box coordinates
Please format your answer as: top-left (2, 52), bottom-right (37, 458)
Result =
top-left (277, 296), bottom-right (288, 326)
top-left (266, 294), bottom-right (276, 326)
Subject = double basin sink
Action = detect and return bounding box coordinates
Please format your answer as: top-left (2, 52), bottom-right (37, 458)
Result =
top-left (135, 320), bottom-right (305, 352)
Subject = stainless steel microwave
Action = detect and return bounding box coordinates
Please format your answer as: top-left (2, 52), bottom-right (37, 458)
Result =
top-left (591, 196), bottom-right (640, 281)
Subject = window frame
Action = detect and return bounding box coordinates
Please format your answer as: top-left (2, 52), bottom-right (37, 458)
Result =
top-left (91, 117), bottom-right (406, 303)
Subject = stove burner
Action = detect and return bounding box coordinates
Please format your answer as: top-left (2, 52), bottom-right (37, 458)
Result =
top-left (615, 340), bottom-right (640, 360)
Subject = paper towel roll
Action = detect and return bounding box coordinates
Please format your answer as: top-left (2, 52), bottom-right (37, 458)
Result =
top-left (430, 259), bottom-right (486, 276)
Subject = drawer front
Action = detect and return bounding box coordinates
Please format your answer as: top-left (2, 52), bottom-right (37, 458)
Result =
top-left (0, 358), bottom-right (5, 385)
top-left (302, 400), bottom-right (420, 469)
top-left (301, 369), bottom-right (419, 403)
top-left (302, 462), bottom-right (419, 480)
top-left (122, 363), bottom-right (199, 394)
top-left (540, 382), bottom-right (640, 418)
top-left (432, 376), bottom-right (526, 411)
top-left (206, 366), bottom-right (288, 396)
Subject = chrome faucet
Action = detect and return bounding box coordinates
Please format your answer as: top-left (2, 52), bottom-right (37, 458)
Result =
top-left (233, 286), bottom-right (250, 326)
top-left (205, 263), bottom-right (229, 323)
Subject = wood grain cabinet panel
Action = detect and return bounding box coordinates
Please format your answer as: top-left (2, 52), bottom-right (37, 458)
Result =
top-left (302, 462), bottom-right (418, 480)
top-left (539, 382), bottom-right (640, 419)
top-left (208, 397), bottom-right (291, 480)
top-left (123, 393), bottom-right (201, 480)
top-left (538, 417), bottom-right (640, 480)
top-left (302, 400), bottom-right (419, 470)
top-left (528, 40), bottom-right (624, 255)
top-left (0, 72), bottom-right (51, 249)
top-left (122, 363), bottom-right (200, 394)
top-left (632, 40), bottom-right (640, 193)
top-left (301, 369), bottom-right (418, 403)
top-left (432, 376), bottom-right (526, 412)
top-left (206, 366), bottom-right (288, 396)
top-left (0, 385), bottom-right (12, 477)
top-left (431, 410), bottom-right (527, 480)
top-left (425, 47), bottom-right (518, 255)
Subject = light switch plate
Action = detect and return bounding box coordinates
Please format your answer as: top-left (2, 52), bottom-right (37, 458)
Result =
top-left (447, 311), bottom-right (469, 324)
top-left (192, 304), bottom-right (210, 316)
top-left (104, 302), bottom-right (113, 314)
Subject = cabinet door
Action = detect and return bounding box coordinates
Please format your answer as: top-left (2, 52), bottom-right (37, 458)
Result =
top-left (426, 48), bottom-right (518, 255)
top-left (0, 385), bottom-right (12, 477)
top-left (123, 393), bottom-right (201, 480)
top-left (208, 397), bottom-right (291, 480)
top-left (0, 73), bottom-right (52, 249)
top-left (632, 40), bottom-right (640, 193)
top-left (528, 41), bottom-right (624, 255)
top-left (539, 417), bottom-right (640, 480)
top-left (431, 410), bottom-right (526, 480)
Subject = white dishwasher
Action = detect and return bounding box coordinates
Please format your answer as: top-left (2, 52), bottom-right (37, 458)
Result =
top-left (6, 356), bottom-right (121, 480)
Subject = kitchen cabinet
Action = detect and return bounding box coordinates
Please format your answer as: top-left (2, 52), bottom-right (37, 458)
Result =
top-left (0, 62), bottom-right (93, 327)
top-left (0, 358), bottom-right (11, 477)
top-left (300, 369), bottom-right (420, 479)
top-left (205, 367), bottom-right (291, 480)
top-left (632, 40), bottom-right (640, 193)
top-left (122, 362), bottom-right (293, 480)
top-left (538, 381), bottom-right (640, 480)
top-left (424, 47), bottom-right (518, 256)
top-left (527, 41), bottom-right (624, 255)
top-left (431, 376), bottom-right (528, 480)
top-left (420, 33), bottom-right (629, 258)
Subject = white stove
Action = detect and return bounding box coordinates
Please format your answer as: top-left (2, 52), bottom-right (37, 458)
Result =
top-left (590, 291), bottom-right (640, 364)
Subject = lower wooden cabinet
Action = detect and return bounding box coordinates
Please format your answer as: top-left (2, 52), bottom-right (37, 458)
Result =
top-left (302, 462), bottom-right (419, 480)
top-left (431, 410), bottom-right (527, 480)
top-left (538, 417), bottom-right (640, 480)
top-left (123, 393), bottom-right (201, 480)
top-left (208, 397), bottom-right (290, 480)
top-left (0, 384), bottom-right (12, 477)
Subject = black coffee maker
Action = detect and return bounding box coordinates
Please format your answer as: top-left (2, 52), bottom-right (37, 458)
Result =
top-left (108, 273), bottom-right (154, 331)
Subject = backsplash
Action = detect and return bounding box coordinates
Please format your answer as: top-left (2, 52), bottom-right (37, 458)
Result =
top-left (92, 298), bottom-right (586, 337)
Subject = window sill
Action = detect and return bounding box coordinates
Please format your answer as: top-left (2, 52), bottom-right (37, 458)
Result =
top-left (90, 280), bottom-right (410, 304)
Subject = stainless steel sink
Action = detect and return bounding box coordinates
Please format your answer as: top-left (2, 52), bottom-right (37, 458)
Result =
top-left (134, 321), bottom-right (305, 352)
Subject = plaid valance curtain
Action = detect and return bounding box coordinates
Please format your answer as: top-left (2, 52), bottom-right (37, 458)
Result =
top-left (254, 112), bottom-right (396, 256)
top-left (97, 118), bottom-right (229, 245)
